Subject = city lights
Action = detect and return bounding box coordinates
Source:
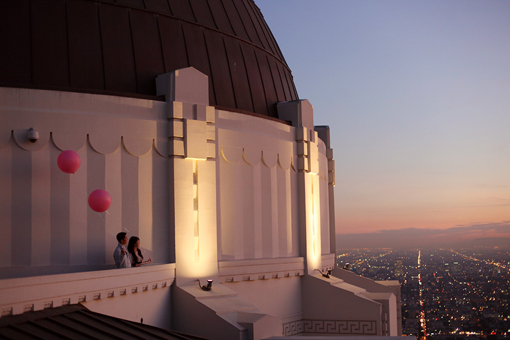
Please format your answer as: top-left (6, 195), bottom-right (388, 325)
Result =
top-left (337, 247), bottom-right (510, 339)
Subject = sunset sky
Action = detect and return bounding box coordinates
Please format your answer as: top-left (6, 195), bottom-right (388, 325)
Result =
top-left (258, 0), bottom-right (510, 236)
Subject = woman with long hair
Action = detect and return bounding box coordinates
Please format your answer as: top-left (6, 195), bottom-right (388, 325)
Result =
top-left (127, 236), bottom-right (152, 267)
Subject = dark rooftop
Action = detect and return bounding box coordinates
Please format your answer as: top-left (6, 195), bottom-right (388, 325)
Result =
top-left (0, 304), bottom-right (209, 340)
top-left (0, 0), bottom-right (299, 118)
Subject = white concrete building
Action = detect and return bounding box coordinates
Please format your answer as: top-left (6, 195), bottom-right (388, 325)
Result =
top-left (0, 1), bottom-right (403, 339)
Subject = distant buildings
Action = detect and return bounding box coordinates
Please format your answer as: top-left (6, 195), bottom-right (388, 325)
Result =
top-left (396, 260), bottom-right (404, 276)
top-left (338, 248), bottom-right (510, 339)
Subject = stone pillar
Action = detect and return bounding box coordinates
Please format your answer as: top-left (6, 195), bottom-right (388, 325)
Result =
top-left (156, 67), bottom-right (218, 286)
top-left (315, 126), bottom-right (336, 255)
top-left (277, 100), bottom-right (321, 275)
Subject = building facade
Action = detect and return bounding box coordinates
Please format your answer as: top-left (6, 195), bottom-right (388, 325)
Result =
top-left (0, 1), bottom-right (402, 339)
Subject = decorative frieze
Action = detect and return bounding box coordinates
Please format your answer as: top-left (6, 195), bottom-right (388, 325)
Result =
top-left (220, 271), bottom-right (303, 283)
top-left (221, 145), bottom-right (296, 171)
top-left (303, 320), bottom-right (377, 335)
top-left (0, 264), bottom-right (176, 317)
top-left (283, 320), bottom-right (304, 336)
top-left (283, 319), bottom-right (378, 336)
top-left (218, 257), bottom-right (305, 283)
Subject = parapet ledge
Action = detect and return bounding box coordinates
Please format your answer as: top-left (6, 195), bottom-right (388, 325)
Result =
top-left (310, 273), bottom-right (375, 300)
top-left (0, 264), bottom-right (175, 317)
top-left (376, 280), bottom-right (401, 287)
top-left (179, 284), bottom-right (258, 314)
top-left (362, 292), bottom-right (395, 301)
top-left (180, 283), bottom-right (238, 301)
top-left (332, 280), bottom-right (370, 297)
top-left (218, 257), bottom-right (305, 283)
top-left (175, 283), bottom-right (282, 338)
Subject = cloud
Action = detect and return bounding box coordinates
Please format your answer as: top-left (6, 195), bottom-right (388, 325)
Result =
top-left (336, 222), bottom-right (510, 249)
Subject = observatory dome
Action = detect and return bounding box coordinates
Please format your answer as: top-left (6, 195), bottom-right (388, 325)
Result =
top-left (0, 0), bottom-right (298, 118)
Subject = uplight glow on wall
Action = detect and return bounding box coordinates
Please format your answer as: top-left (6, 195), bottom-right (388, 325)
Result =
top-left (193, 160), bottom-right (199, 262)
top-left (307, 172), bottom-right (321, 273)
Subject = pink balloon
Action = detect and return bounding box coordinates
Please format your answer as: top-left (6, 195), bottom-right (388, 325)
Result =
top-left (88, 189), bottom-right (111, 212)
top-left (57, 150), bottom-right (81, 174)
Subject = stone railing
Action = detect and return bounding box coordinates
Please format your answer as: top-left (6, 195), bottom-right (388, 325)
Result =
top-left (218, 257), bottom-right (305, 283)
top-left (0, 264), bottom-right (175, 316)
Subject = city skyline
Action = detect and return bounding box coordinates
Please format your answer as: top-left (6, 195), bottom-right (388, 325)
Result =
top-left (257, 0), bottom-right (510, 237)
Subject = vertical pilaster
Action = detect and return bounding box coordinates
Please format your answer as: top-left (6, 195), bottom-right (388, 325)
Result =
top-left (277, 100), bottom-right (321, 275)
top-left (315, 126), bottom-right (336, 255)
top-left (157, 67), bottom-right (218, 286)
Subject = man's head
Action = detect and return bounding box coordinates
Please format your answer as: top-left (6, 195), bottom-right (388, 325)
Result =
top-left (116, 232), bottom-right (128, 245)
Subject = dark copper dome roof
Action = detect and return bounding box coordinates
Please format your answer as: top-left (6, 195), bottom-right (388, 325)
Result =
top-left (0, 0), bottom-right (298, 118)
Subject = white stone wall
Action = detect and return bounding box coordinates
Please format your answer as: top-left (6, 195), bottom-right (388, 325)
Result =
top-left (0, 87), bottom-right (170, 273)
top-left (0, 72), bottom-right (401, 339)
top-left (216, 110), bottom-right (300, 261)
top-left (0, 87), bottom-right (334, 274)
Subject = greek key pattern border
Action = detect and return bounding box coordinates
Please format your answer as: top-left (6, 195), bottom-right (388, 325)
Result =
top-left (282, 320), bottom-right (304, 336)
top-left (283, 320), bottom-right (377, 335)
top-left (304, 320), bottom-right (377, 335)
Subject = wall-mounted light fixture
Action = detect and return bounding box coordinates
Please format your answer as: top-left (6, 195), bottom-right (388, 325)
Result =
top-left (197, 279), bottom-right (213, 291)
top-left (27, 128), bottom-right (39, 143)
top-left (315, 269), bottom-right (332, 279)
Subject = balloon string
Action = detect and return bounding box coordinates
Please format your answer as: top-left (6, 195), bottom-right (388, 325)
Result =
top-left (97, 212), bottom-right (104, 220)
top-left (105, 210), bottom-right (110, 215)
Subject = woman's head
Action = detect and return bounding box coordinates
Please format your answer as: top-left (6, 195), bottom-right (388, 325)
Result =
top-left (128, 236), bottom-right (140, 252)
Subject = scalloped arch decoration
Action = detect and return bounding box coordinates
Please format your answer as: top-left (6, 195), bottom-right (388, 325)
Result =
top-left (88, 133), bottom-right (121, 155)
top-left (242, 149), bottom-right (253, 166)
top-left (221, 145), bottom-right (241, 164)
top-left (52, 131), bottom-right (87, 152)
top-left (3, 129), bottom-right (167, 159)
top-left (277, 154), bottom-right (290, 171)
top-left (261, 150), bottom-right (277, 168)
top-left (221, 145), bottom-right (296, 172)
top-left (152, 139), bottom-right (166, 158)
top-left (122, 136), bottom-right (153, 157)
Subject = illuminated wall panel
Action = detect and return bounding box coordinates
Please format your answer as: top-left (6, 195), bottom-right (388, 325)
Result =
top-left (217, 112), bottom-right (298, 261)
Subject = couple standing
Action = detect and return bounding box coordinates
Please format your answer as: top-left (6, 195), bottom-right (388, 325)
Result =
top-left (113, 232), bottom-right (152, 268)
